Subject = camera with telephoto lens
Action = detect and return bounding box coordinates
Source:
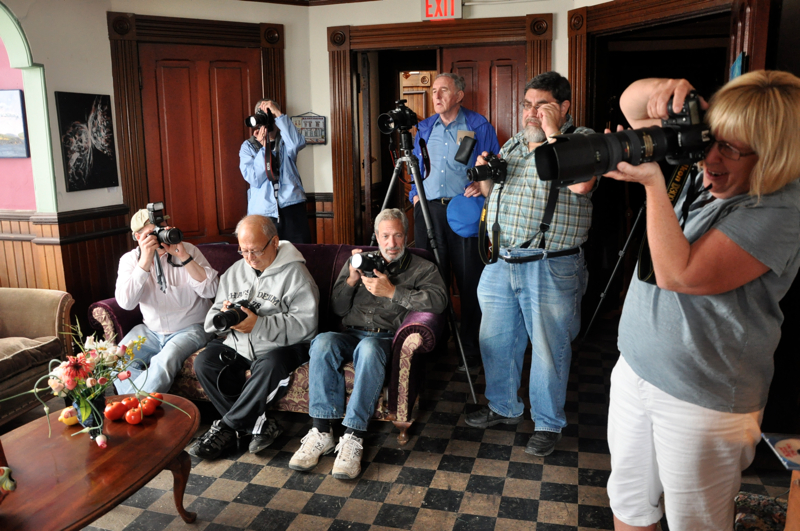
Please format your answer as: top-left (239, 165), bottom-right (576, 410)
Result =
top-left (212, 300), bottom-right (256, 332)
top-left (534, 91), bottom-right (713, 187)
top-left (244, 108), bottom-right (275, 132)
top-left (351, 251), bottom-right (387, 278)
top-left (378, 100), bottom-right (418, 134)
top-left (146, 202), bottom-right (183, 245)
top-left (466, 153), bottom-right (508, 184)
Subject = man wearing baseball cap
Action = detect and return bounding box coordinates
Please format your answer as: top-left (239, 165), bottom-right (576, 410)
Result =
top-left (114, 209), bottom-right (219, 396)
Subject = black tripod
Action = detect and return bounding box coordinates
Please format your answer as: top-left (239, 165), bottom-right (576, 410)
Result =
top-left (370, 127), bottom-right (478, 404)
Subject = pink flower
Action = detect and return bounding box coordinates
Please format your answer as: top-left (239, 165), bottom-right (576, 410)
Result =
top-left (48, 377), bottom-right (65, 394)
top-left (87, 349), bottom-right (99, 359)
top-left (97, 377), bottom-right (108, 385)
top-left (86, 378), bottom-right (97, 387)
top-left (117, 371), bottom-right (131, 381)
top-left (96, 434), bottom-right (108, 449)
top-left (65, 378), bottom-right (77, 391)
top-left (117, 345), bottom-right (127, 356)
top-left (63, 354), bottom-right (95, 381)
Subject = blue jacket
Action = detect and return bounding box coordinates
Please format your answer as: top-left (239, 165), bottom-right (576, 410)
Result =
top-left (409, 107), bottom-right (500, 202)
top-left (239, 114), bottom-right (307, 218)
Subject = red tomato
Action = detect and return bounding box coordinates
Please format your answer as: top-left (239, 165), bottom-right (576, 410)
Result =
top-left (140, 398), bottom-right (157, 416)
top-left (149, 392), bottom-right (164, 407)
top-left (104, 401), bottom-right (127, 421)
top-left (121, 397), bottom-right (140, 411)
top-left (125, 407), bottom-right (143, 425)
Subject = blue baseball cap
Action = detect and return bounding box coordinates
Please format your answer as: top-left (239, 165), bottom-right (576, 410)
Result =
top-left (447, 194), bottom-right (485, 238)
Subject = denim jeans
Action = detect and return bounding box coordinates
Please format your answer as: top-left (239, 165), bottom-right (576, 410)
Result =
top-left (308, 329), bottom-right (393, 432)
top-left (477, 248), bottom-right (586, 431)
top-left (114, 323), bottom-right (211, 395)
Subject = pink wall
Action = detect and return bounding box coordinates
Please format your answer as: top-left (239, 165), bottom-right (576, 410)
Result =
top-left (0, 37), bottom-right (36, 211)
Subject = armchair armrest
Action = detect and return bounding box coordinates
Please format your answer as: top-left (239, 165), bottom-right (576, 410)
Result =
top-left (0, 288), bottom-right (74, 360)
top-left (387, 311), bottom-right (446, 424)
top-left (88, 298), bottom-right (143, 344)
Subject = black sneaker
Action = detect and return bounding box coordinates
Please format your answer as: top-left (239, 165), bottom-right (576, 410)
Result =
top-left (464, 406), bottom-right (523, 428)
top-left (249, 417), bottom-right (283, 454)
top-left (189, 420), bottom-right (239, 460)
top-left (456, 355), bottom-right (481, 372)
top-left (525, 431), bottom-right (562, 456)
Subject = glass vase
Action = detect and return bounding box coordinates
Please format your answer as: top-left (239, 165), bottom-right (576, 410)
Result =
top-left (73, 395), bottom-right (106, 440)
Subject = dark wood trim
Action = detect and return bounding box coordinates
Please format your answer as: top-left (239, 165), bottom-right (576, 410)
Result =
top-left (730, 0), bottom-right (771, 71)
top-left (328, 15), bottom-right (552, 243)
top-left (107, 12), bottom-right (286, 229)
top-left (33, 227), bottom-right (131, 246)
top-left (29, 204), bottom-right (130, 225)
top-left (567, 0), bottom-right (732, 127)
top-left (0, 210), bottom-right (36, 221)
top-left (308, 192), bottom-right (333, 203)
top-left (315, 212), bottom-right (334, 219)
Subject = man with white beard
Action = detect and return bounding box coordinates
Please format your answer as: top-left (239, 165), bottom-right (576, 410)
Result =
top-left (464, 71), bottom-right (597, 458)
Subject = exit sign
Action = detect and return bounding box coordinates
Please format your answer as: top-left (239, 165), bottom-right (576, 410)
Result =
top-left (421, 0), bottom-right (462, 21)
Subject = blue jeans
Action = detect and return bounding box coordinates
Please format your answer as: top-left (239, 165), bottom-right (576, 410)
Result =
top-left (114, 323), bottom-right (211, 395)
top-left (308, 329), bottom-right (393, 432)
top-left (477, 248), bottom-right (586, 432)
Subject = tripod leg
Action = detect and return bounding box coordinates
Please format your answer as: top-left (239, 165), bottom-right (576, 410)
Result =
top-left (404, 154), bottom-right (478, 404)
top-left (370, 158), bottom-right (406, 246)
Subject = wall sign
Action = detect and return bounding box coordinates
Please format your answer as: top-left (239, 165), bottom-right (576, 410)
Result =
top-left (421, 0), bottom-right (462, 21)
top-left (291, 112), bottom-right (327, 145)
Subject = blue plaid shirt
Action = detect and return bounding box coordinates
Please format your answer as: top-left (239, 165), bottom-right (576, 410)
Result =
top-left (485, 116), bottom-right (595, 251)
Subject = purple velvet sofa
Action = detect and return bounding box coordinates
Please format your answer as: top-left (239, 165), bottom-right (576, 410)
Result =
top-left (87, 243), bottom-right (446, 444)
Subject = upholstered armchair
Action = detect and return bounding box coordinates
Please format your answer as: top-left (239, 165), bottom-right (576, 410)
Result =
top-left (0, 288), bottom-right (74, 426)
top-left (88, 243), bottom-right (446, 444)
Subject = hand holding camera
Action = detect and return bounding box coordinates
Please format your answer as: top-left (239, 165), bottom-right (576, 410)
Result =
top-left (213, 300), bottom-right (258, 333)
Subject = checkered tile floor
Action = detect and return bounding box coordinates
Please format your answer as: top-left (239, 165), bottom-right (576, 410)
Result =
top-left (69, 319), bottom-right (791, 530)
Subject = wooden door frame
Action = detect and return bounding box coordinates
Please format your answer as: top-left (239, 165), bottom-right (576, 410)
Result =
top-left (107, 12), bottom-right (287, 215)
top-left (327, 14), bottom-right (553, 244)
top-left (567, 0), bottom-right (734, 128)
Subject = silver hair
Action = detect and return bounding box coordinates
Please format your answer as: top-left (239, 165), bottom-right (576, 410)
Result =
top-left (435, 73), bottom-right (465, 93)
top-left (374, 208), bottom-right (408, 235)
top-left (235, 215), bottom-right (278, 240)
top-left (254, 99), bottom-right (281, 114)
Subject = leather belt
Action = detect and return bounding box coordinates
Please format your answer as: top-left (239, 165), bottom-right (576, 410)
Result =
top-left (428, 197), bottom-right (452, 205)
top-left (500, 246), bottom-right (581, 264)
top-left (348, 325), bottom-right (392, 334)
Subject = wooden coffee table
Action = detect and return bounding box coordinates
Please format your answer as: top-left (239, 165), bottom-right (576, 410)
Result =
top-left (0, 394), bottom-right (199, 531)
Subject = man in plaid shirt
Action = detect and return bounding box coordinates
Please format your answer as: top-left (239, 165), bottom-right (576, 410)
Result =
top-left (464, 72), bottom-right (596, 457)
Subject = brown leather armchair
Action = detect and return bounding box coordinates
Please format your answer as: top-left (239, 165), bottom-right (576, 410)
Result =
top-left (0, 288), bottom-right (74, 426)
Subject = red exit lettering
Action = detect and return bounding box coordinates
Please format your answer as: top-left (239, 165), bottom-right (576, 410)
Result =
top-left (423, 0), bottom-right (459, 20)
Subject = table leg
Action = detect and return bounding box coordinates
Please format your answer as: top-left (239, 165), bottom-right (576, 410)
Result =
top-left (166, 450), bottom-right (196, 523)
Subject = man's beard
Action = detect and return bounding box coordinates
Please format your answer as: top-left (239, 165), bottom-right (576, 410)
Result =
top-left (524, 123), bottom-right (547, 144)
top-left (381, 245), bottom-right (405, 262)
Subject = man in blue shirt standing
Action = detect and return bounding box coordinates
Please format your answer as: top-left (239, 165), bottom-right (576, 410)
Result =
top-left (410, 73), bottom-right (499, 371)
top-left (240, 99), bottom-right (311, 244)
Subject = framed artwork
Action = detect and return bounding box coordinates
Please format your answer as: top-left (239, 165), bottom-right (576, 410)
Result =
top-left (54, 91), bottom-right (119, 192)
top-left (0, 90), bottom-right (30, 158)
top-left (291, 112), bottom-right (327, 145)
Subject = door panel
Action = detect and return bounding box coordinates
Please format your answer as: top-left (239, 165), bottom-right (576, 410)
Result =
top-left (443, 45), bottom-right (527, 147)
top-left (140, 43), bottom-right (261, 244)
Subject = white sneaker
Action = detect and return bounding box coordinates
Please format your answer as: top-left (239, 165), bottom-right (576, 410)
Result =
top-left (332, 432), bottom-right (364, 480)
top-left (289, 428), bottom-right (335, 471)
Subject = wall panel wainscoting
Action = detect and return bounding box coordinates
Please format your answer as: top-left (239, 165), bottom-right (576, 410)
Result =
top-left (0, 206), bottom-right (131, 327)
top-left (308, 193), bottom-right (335, 244)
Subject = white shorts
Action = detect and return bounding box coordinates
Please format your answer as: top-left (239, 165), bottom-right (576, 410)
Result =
top-left (607, 356), bottom-right (762, 530)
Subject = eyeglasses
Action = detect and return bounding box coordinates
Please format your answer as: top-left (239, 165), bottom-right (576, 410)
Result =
top-left (519, 100), bottom-right (558, 112)
top-left (706, 140), bottom-right (756, 161)
top-left (237, 241), bottom-right (270, 257)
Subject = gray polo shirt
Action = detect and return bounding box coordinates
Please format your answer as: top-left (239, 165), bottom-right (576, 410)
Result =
top-left (618, 175), bottom-right (800, 413)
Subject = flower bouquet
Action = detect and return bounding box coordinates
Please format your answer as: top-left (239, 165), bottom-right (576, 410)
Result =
top-left (1, 322), bottom-right (186, 449)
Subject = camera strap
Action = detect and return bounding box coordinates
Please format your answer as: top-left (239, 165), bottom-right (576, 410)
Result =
top-left (419, 138), bottom-right (431, 178)
top-left (478, 138), bottom-right (523, 265)
top-left (636, 162), bottom-right (697, 284)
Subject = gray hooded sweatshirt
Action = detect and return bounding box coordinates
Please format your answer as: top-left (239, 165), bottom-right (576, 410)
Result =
top-left (204, 241), bottom-right (319, 360)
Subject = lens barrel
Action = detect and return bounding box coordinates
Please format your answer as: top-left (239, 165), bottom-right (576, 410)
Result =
top-left (155, 227), bottom-right (183, 245)
top-left (212, 307), bottom-right (247, 331)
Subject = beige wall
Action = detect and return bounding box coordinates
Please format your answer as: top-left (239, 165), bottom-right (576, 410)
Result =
top-left (3, 0), bottom-right (607, 211)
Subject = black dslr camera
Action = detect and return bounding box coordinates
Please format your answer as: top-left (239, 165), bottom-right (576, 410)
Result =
top-left (146, 202), bottom-right (183, 245)
top-left (466, 153), bottom-right (508, 184)
top-left (378, 100), bottom-right (418, 134)
top-left (534, 91), bottom-right (713, 187)
top-left (244, 108), bottom-right (275, 133)
top-left (351, 251), bottom-right (387, 278)
top-left (212, 300), bottom-right (256, 332)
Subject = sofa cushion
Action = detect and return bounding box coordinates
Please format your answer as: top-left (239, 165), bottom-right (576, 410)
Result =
top-left (0, 336), bottom-right (61, 381)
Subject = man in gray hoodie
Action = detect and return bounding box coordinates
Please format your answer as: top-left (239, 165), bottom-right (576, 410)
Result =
top-left (189, 215), bottom-right (319, 460)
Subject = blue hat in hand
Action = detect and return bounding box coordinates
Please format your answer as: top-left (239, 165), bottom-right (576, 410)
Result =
top-left (447, 194), bottom-right (485, 238)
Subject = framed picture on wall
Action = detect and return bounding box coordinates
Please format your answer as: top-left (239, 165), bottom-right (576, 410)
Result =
top-left (0, 89), bottom-right (30, 158)
top-left (54, 91), bottom-right (119, 192)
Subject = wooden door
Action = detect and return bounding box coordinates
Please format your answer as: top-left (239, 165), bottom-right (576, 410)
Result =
top-left (442, 45), bottom-right (527, 147)
top-left (139, 43), bottom-right (261, 244)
